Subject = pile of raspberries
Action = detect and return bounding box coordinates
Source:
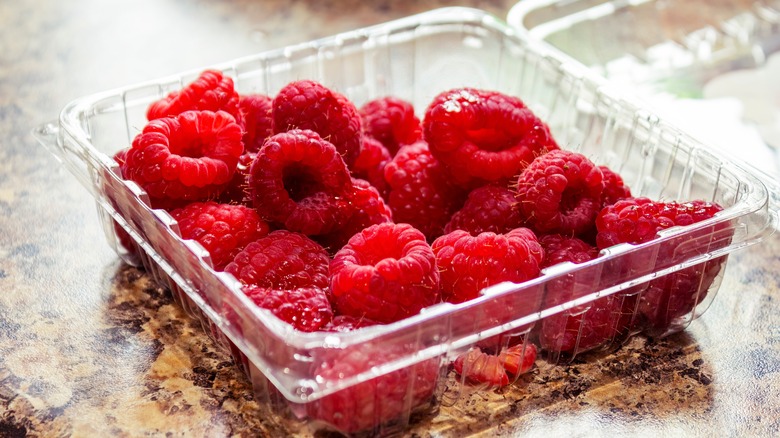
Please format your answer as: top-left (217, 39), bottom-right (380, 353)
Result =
top-left (112, 70), bottom-right (727, 433)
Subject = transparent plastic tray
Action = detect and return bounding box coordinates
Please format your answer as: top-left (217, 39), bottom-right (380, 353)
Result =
top-left (508, 0), bottom-right (780, 182)
top-left (34, 7), bottom-right (778, 436)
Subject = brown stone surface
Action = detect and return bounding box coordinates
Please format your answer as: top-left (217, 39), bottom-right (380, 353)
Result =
top-left (1, 0), bottom-right (780, 436)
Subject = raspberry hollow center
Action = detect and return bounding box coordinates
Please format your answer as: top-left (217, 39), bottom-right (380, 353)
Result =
top-left (282, 163), bottom-right (322, 202)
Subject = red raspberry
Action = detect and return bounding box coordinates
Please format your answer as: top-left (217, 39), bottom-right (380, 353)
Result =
top-left (330, 223), bottom-right (440, 323)
top-left (147, 70), bottom-right (240, 122)
top-left (122, 110), bottom-right (243, 202)
top-left (321, 314), bottom-right (381, 333)
top-left (316, 178), bottom-right (393, 253)
top-left (248, 129), bottom-right (352, 235)
top-left (423, 88), bottom-right (558, 188)
top-left (453, 343), bottom-right (537, 387)
top-left (384, 141), bottom-right (466, 241)
top-left (539, 234), bottom-right (599, 268)
top-left (225, 230), bottom-right (330, 290)
top-left (638, 256), bottom-right (725, 336)
top-left (599, 165), bottom-right (632, 208)
top-left (307, 345), bottom-right (439, 434)
top-left (431, 228), bottom-right (544, 304)
top-left (351, 136), bottom-right (391, 199)
top-left (238, 93), bottom-right (274, 153)
top-left (242, 285), bottom-right (332, 332)
top-left (273, 80), bottom-right (362, 167)
top-left (360, 96), bottom-right (422, 156)
top-left (444, 185), bottom-right (523, 235)
top-left (169, 201), bottom-right (269, 271)
top-left (536, 234), bottom-right (637, 355)
top-left (514, 149), bottom-right (604, 237)
top-left (595, 198), bottom-right (724, 249)
top-left (595, 198), bottom-right (726, 335)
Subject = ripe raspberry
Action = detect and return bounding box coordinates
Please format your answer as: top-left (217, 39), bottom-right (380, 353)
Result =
top-left (432, 228), bottom-right (544, 304)
top-left (147, 70), bottom-right (241, 122)
top-left (360, 96), bottom-right (422, 156)
top-left (242, 285), bottom-right (332, 332)
top-left (444, 185), bottom-right (523, 235)
top-left (248, 129), bottom-right (352, 235)
top-left (122, 110), bottom-right (243, 202)
top-left (599, 165), bottom-right (632, 208)
top-left (453, 343), bottom-right (536, 387)
top-left (307, 344), bottom-right (439, 434)
top-left (321, 314), bottom-right (381, 333)
top-left (384, 141), bottom-right (466, 241)
top-left (536, 234), bottom-right (637, 355)
top-left (273, 80), bottom-right (361, 167)
top-left (225, 230), bottom-right (330, 290)
top-left (539, 234), bottom-right (599, 268)
top-left (330, 223), bottom-right (440, 323)
top-left (238, 93), bottom-right (274, 153)
top-left (423, 88), bottom-right (558, 188)
top-left (595, 198), bottom-right (726, 335)
top-left (169, 201), bottom-right (269, 270)
top-left (316, 178), bottom-right (393, 253)
top-left (638, 256), bottom-right (725, 336)
top-left (351, 136), bottom-right (391, 199)
top-left (539, 293), bottom-right (637, 356)
top-left (514, 149), bottom-right (604, 237)
top-left (595, 198), bottom-right (724, 249)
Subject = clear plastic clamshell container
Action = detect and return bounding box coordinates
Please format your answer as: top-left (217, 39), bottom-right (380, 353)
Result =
top-left (508, 0), bottom-right (780, 182)
top-left (34, 7), bottom-right (778, 437)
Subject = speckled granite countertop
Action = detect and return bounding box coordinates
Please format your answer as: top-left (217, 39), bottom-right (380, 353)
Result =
top-left (1, 0), bottom-right (779, 436)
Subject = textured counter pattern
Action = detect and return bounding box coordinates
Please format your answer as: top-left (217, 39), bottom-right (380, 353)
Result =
top-left (1, 0), bottom-right (779, 436)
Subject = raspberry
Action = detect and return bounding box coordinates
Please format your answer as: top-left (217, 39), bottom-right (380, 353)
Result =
top-left (360, 96), bottom-right (422, 156)
top-left (384, 141), bottom-right (466, 241)
top-left (514, 149), bottom-right (604, 237)
top-left (169, 201), bottom-right (269, 270)
top-left (242, 285), bottom-right (332, 332)
top-left (638, 256), bottom-right (725, 336)
top-left (453, 343), bottom-right (537, 387)
top-left (599, 165), bottom-right (632, 208)
top-left (316, 178), bottom-right (393, 253)
top-left (330, 223), bottom-right (440, 323)
top-left (431, 228), bottom-right (544, 304)
top-left (225, 230), bottom-right (330, 290)
top-left (321, 314), bottom-right (381, 333)
top-left (248, 129), bottom-right (352, 235)
top-left (307, 345), bottom-right (439, 434)
top-left (351, 136), bottom-right (391, 199)
top-left (536, 234), bottom-right (638, 355)
top-left (423, 88), bottom-right (558, 188)
top-left (595, 198), bottom-right (724, 249)
top-left (147, 70), bottom-right (240, 122)
top-left (539, 293), bottom-right (637, 356)
top-left (122, 110), bottom-right (243, 202)
top-left (444, 185), bottom-right (523, 235)
top-left (595, 198), bottom-right (726, 335)
top-left (273, 80), bottom-right (362, 167)
top-left (539, 234), bottom-right (599, 268)
top-left (238, 93), bottom-right (274, 153)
